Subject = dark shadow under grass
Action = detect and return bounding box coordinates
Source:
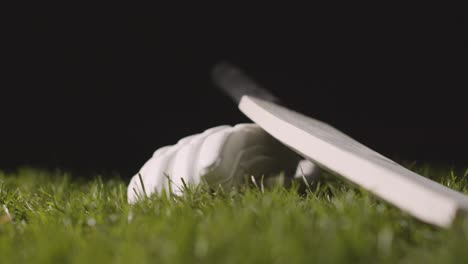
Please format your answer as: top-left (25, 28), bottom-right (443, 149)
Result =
top-left (1, 165), bottom-right (468, 263)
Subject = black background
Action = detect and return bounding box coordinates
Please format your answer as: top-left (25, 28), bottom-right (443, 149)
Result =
top-left (2, 8), bottom-right (467, 178)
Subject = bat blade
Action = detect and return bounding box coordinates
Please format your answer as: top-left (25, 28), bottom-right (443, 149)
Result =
top-left (239, 95), bottom-right (468, 227)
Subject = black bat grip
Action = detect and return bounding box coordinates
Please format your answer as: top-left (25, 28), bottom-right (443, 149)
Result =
top-left (211, 62), bottom-right (281, 105)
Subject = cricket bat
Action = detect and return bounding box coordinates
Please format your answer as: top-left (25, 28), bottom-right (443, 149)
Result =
top-left (212, 62), bottom-right (468, 228)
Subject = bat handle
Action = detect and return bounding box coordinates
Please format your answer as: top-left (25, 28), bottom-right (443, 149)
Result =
top-left (211, 62), bottom-right (282, 105)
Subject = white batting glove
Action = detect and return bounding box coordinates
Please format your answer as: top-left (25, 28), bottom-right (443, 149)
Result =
top-left (127, 124), bottom-right (319, 204)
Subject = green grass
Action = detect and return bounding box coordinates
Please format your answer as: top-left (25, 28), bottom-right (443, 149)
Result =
top-left (1, 165), bottom-right (468, 263)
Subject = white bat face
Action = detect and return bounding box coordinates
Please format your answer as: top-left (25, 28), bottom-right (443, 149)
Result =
top-left (238, 95), bottom-right (468, 227)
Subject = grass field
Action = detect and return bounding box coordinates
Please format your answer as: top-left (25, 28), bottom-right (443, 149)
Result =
top-left (1, 165), bottom-right (468, 263)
